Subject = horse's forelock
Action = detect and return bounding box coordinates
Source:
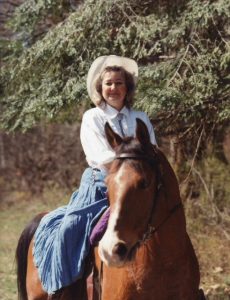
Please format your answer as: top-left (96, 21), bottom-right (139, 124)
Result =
top-left (116, 137), bottom-right (145, 156)
top-left (110, 137), bottom-right (156, 174)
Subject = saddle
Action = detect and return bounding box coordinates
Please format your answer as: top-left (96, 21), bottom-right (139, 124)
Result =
top-left (90, 208), bottom-right (110, 246)
top-left (87, 208), bottom-right (110, 300)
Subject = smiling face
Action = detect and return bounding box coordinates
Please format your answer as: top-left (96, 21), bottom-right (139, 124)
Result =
top-left (101, 70), bottom-right (127, 111)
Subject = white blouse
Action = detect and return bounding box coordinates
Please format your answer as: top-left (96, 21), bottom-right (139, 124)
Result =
top-left (80, 104), bottom-right (157, 170)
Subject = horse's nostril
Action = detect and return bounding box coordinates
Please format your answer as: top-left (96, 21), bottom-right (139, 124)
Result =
top-left (113, 242), bottom-right (128, 258)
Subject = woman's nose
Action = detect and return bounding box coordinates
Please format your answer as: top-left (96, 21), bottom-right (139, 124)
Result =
top-left (111, 83), bottom-right (116, 90)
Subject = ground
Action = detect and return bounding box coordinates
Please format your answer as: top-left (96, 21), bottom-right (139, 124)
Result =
top-left (0, 189), bottom-right (230, 300)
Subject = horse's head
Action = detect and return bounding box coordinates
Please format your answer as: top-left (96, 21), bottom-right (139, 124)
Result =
top-left (98, 118), bottom-right (159, 267)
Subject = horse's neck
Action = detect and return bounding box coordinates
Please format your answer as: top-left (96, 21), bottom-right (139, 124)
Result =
top-left (156, 149), bottom-right (181, 211)
top-left (151, 186), bottom-right (185, 230)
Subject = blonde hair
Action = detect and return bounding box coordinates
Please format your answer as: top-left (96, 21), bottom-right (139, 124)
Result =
top-left (93, 66), bottom-right (136, 108)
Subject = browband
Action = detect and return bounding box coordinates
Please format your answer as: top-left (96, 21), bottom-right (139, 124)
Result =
top-left (116, 153), bottom-right (146, 159)
top-left (115, 153), bottom-right (156, 163)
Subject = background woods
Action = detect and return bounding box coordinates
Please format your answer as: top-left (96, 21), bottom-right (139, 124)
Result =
top-left (0, 0), bottom-right (230, 299)
top-left (0, 124), bottom-right (85, 195)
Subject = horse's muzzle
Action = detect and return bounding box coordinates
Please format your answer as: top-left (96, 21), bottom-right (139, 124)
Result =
top-left (98, 239), bottom-right (135, 267)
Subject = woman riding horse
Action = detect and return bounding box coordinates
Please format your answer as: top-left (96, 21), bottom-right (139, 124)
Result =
top-left (16, 55), bottom-right (158, 299)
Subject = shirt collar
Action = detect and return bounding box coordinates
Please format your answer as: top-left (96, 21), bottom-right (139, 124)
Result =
top-left (102, 104), bottom-right (129, 119)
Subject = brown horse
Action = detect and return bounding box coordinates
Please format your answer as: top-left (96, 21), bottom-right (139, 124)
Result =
top-left (92, 119), bottom-right (205, 300)
top-left (16, 118), bottom-right (205, 300)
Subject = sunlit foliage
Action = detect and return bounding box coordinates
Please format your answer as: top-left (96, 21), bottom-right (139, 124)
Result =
top-left (1, 0), bottom-right (229, 134)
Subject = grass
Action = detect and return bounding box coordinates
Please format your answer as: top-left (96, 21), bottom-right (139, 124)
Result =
top-left (0, 189), bottom-right (230, 299)
top-left (186, 202), bottom-right (230, 300)
top-left (0, 189), bottom-right (69, 300)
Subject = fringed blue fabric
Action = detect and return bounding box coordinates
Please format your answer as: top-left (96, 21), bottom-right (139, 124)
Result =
top-left (33, 168), bottom-right (108, 294)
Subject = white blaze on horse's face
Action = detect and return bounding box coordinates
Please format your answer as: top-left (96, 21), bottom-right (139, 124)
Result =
top-left (98, 162), bottom-right (156, 267)
top-left (98, 168), bottom-right (124, 267)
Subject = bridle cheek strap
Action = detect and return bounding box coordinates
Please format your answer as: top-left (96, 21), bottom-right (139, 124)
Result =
top-left (137, 202), bottom-right (183, 246)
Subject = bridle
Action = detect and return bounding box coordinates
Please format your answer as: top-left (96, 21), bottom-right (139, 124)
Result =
top-left (115, 152), bottom-right (183, 247)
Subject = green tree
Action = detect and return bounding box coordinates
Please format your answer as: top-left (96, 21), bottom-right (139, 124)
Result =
top-left (1, 0), bottom-right (229, 140)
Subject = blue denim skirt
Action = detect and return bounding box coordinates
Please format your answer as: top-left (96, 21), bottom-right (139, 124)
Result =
top-left (33, 168), bottom-right (108, 294)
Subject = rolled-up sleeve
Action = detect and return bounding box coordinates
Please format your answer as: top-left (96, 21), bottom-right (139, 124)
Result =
top-left (80, 112), bottom-right (115, 167)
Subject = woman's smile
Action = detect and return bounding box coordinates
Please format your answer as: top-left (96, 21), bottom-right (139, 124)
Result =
top-left (102, 71), bottom-right (127, 111)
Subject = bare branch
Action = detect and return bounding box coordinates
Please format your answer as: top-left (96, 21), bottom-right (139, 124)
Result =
top-left (182, 126), bottom-right (204, 183)
top-left (167, 44), bottom-right (190, 87)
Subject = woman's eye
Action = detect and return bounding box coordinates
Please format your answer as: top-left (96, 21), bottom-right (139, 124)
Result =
top-left (117, 82), bottom-right (126, 86)
top-left (104, 81), bottom-right (124, 86)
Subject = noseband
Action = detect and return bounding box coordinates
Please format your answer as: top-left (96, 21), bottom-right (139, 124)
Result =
top-left (115, 152), bottom-right (182, 247)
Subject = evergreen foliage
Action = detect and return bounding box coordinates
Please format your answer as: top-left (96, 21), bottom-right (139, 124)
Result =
top-left (1, 0), bottom-right (230, 137)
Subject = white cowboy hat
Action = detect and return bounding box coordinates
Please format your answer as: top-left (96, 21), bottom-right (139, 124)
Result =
top-left (87, 55), bottom-right (138, 102)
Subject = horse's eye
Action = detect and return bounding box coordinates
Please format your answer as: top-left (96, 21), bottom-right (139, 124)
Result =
top-left (139, 179), bottom-right (149, 189)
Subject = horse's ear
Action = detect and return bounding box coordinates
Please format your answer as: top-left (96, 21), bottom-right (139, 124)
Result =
top-left (155, 147), bottom-right (181, 210)
top-left (105, 122), bottom-right (123, 149)
top-left (135, 118), bottom-right (151, 145)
